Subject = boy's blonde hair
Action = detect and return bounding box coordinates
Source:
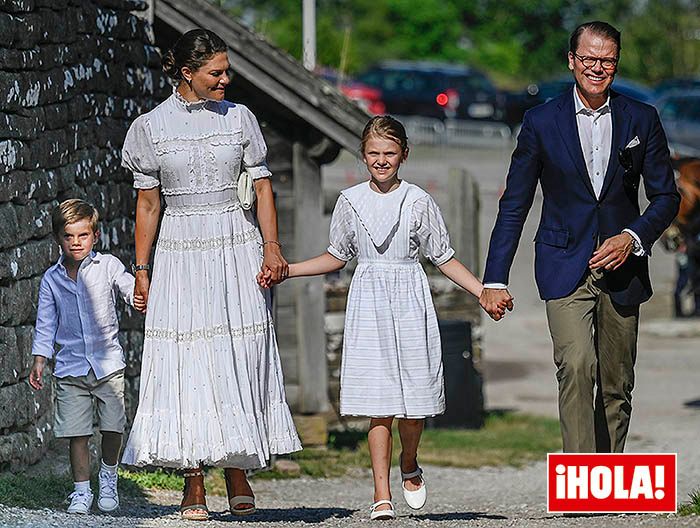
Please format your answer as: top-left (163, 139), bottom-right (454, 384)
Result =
top-left (360, 115), bottom-right (409, 156)
top-left (52, 199), bottom-right (99, 237)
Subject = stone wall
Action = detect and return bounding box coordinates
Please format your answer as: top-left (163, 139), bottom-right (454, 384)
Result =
top-left (0, 0), bottom-right (169, 470)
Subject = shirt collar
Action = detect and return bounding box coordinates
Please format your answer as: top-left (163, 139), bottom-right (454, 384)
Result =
top-left (57, 250), bottom-right (98, 274)
top-left (172, 87), bottom-right (210, 112)
top-left (573, 86), bottom-right (611, 116)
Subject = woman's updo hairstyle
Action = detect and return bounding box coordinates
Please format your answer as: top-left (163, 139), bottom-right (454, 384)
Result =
top-left (162, 29), bottom-right (228, 81)
top-left (360, 115), bottom-right (409, 157)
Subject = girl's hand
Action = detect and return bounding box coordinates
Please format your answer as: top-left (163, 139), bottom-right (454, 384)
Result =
top-left (256, 269), bottom-right (274, 289)
top-left (29, 357), bottom-right (46, 390)
top-left (262, 243), bottom-right (288, 283)
top-left (134, 272), bottom-right (150, 314)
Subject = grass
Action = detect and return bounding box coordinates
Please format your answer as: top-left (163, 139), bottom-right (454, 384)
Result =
top-left (0, 412), bottom-right (560, 508)
top-left (679, 489), bottom-right (700, 516)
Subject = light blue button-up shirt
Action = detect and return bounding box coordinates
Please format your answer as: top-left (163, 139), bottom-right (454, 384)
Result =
top-left (32, 251), bottom-right (135, 379)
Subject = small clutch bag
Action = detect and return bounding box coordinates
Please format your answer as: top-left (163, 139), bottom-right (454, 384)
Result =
top-left (237, 168), bottom-right (255, 210)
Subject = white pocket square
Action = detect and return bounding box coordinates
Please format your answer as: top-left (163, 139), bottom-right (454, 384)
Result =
top-left (625, 136), bottom-right (640, 149)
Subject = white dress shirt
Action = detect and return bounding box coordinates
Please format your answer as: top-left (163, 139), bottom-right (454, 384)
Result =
top-left (32, 251), bottom-right (135, 379)
top-left (485, 88), bottom-right (644, 290)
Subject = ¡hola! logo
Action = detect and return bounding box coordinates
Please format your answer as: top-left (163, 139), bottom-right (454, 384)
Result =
top-left (547, 453), bottom-right (677, 513)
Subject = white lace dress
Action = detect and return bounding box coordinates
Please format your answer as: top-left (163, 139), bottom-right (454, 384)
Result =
top-left (120, 92), bottom-right (301, 469)
top-left (328, 181), bottom-right (453, 418)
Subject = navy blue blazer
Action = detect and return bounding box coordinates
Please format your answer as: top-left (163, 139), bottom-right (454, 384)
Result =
top-left (483, 90), bottom-right (680, 305)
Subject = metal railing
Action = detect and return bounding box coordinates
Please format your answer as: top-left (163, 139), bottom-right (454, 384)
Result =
top-left (397, 116), bottom-right (513, 148)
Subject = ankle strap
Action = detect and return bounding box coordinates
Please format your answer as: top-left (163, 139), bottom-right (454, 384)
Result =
top-left (183, 470), bottom-right (204, 478)
top-left (401, 466), bottom-right (423, 480)
top-left (370, 499), bottom-right (393, 511)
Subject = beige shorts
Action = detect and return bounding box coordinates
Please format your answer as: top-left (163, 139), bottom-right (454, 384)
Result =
top-left (54, 369), bottom-right (126, 438)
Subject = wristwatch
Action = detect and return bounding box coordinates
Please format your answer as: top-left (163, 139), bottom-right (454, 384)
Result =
top-left (131, 263), bottom-right (151, 273)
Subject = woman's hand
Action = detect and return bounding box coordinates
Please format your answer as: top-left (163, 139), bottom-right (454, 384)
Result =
top-left (261, 242), bottom-right (288, 284)
top-left (134, 272), bottom-right (150, 313)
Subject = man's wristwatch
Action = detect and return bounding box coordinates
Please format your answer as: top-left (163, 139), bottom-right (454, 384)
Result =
top-left (131, 263), bottom-right (151, 274)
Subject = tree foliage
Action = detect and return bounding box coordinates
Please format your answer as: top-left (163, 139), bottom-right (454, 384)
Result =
top-left (215, 0), bottom-right (700, 86)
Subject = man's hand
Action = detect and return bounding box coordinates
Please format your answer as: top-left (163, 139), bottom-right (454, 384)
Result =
top-left (29, 357), bottom-right (46, 390)
top-left (479, 288), bottom-right (514, 321)
top-left (589, 233), bottom-right (634, 271)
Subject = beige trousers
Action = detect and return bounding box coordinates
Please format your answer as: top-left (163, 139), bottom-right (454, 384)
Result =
top-left (545, 269), bottom-right (639, 453)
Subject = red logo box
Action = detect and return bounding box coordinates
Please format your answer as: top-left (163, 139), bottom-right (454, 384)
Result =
top-left (547, 453), bottom-right (677, 513)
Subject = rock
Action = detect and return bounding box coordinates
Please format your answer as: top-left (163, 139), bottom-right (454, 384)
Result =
top-left (273, 459), bottom-right (301, 476)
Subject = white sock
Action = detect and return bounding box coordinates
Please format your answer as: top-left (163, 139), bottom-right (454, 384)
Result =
top-left (74, 480), bottom-right (91, 494)
top-left (100, 459), bottom-right (118, 475)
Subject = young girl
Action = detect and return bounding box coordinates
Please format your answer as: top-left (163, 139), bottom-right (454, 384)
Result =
top-left (261, 116), bottom-right (499, 519)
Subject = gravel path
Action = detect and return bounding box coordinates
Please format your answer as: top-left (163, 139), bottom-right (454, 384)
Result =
top-left (1, 463), bottom-right (697, 527)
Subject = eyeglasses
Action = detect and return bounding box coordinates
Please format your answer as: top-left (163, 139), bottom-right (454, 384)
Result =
top-left (573, 53), bottom-right (618, 71)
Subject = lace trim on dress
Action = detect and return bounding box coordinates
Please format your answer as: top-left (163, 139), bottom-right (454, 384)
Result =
top-left (152, 131), bottom-right (242, 152)
top-left (158, 227), bottom-right (260, 252)
top-left (172, 88), bottom-right (208, 112)
top-left (145, 320), bottom-right (272, 343)
top-left (163, 201), bottom-right (242, 216)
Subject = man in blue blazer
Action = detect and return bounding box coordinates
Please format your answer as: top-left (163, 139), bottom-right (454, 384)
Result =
top-left (480, 21), bottom-right (679, 453)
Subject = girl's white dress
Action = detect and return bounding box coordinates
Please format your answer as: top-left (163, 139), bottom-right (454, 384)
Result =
top-left (328, 181), bottom-right (453, 418)
top-left (120, 92), bottom-right (301, 469)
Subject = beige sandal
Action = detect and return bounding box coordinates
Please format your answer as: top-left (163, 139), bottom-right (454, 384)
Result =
top-left (180, 469), bottom-right (209, 521)
top-left (224, 468), bottom-right (256, 516)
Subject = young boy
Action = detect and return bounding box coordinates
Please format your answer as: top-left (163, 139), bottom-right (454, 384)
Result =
top-left (29, 199), bottom-right (145, 514)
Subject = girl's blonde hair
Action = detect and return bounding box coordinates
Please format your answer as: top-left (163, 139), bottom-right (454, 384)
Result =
top-left (360, 115), bottom-right (409, 155)
top-left (52, 199), bottom-right (99, 237)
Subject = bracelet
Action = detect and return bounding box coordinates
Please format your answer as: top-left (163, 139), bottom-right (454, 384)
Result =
top-left (262, 240), bottom-right (282, 248)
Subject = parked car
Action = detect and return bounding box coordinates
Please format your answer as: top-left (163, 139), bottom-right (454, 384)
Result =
top-left (319, 69), bottom-right (386, 115)
top-left (504, 76), bottom-right (654, 128)
top-left (655, 77), bottom-right (700, 97)
top-left (655, 90), bottom-right (700, 154)
top-left (356, 61), bottom-right (506, 122)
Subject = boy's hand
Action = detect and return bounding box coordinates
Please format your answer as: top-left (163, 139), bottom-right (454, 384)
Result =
top-left (29, 357), bottom-right (46, 390)
top-left (134, 273), bottom-right (150, 313)
top-left (133, 293), bottom-right (146, 312)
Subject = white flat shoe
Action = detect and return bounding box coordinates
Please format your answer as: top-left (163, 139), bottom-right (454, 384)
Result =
top-left (401, 462), bottom-right (427, 510)
top-left (370, 499), bottom-right (396, 520)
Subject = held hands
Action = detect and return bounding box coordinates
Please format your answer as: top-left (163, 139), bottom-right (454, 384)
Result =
top-left (29, 356), bottom-right (46, 390)
top-left (589, 232), bottom-right (633, 271)
top-left (257, 243), bottom-right (289, 289)
top-left (479, 288), bottom-right (514, 321)
top-left (133, 272), bottom-right (150, 314)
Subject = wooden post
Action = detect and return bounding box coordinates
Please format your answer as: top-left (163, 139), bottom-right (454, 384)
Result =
top-left (292, 142), bottom-right (329, 415)
top-left (447, 167), bottom-right (480, 275)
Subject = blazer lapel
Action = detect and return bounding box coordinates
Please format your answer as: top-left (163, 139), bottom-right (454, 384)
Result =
top-left (599, 92), bottom-right (631, 200)
top-left (556, 93), bottom-right (596, 199)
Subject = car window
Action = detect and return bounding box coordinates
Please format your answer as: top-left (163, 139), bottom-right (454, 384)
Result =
top-left (446, 73), bottom-right (494, 93)
top-left (660, 97), bottom-right (693, 120)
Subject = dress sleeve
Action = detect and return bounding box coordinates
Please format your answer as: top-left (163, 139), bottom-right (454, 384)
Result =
top-left (327, 195), bottom-right (357, 262)
top-left (413, 195), bottom-right (455, 266)
top-left (240, 105), bottom-right (272, 180)
top-left (122, 115), bottom-right (160, 189)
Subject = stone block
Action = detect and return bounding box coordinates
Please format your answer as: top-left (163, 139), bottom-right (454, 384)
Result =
top-left (2, 170), bottom-right (59, 205)
top-left (0, 382), bottom-right (35, 429)
top-left (0, 139), bottom-right (29, 176)
top-left (292, 414), bottom-right (328, 447)
top-left (0, 326), bottom-right (19, 386)
top-left (0, 46), bottom-right (41, 70)
top-left (0, 12), bottom-right (43, 50)
top-left (14, 200), bottom-right (40, 243)
top-left (2, 238), bottom-right (57, 281)
top-left (0, 412), bottom-right (53, 469)
top-left (0, 203), bottom-right (19, 249)
top-left (0, 276), bottom-right (40, 325)
top-left (15, 326), bottom-right (33, 378)
top-left (0, 112), bottom-right (41, 140)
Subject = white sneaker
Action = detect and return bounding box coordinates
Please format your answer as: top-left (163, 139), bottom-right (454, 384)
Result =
top-left (67, 490), bottom-right (93, 514)
top-left (97, 469), bottom-right (119, 512)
